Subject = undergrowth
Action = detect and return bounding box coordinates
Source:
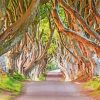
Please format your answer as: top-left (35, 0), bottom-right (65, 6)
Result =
top-left (0, 73), bottom-right (25, 94)
top-left (84, 76), bottom-right (100, 95)
top-left (38, 74), bottom-right (46, 81)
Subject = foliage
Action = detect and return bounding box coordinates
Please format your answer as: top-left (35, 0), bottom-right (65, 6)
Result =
top-left (38, 74), bottom-right (45, 81)
top-left (39, 18), bottom-right (50, 45)
top-left (39, 12), bottom-right (58, 56)
top-left (0, 74), bottom-right (22, 93)
top-left (84, 76), bottom-right (100, 90)
top-left (0, 0), bottom-right (100, 82)
top-left (12, 72), bottom-right (25, 81)
top-left (46, 61), bottom-right (58, 71)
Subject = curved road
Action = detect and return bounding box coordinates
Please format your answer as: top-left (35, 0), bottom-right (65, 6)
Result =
top-left (15, 72), bottom-right (94, 100)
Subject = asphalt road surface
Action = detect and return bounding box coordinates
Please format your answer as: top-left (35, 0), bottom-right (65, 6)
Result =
top-left (15, 72), bottom-right (94, 100)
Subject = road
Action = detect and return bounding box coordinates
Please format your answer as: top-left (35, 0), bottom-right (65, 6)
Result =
top-left (15, 71), bottom-right (94, 100)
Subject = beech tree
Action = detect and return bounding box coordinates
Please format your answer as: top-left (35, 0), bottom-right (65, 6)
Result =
top-left (0, 0), bottom-right (100, 81)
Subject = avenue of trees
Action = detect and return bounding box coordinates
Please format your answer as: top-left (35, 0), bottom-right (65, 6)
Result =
top-left (0, 0), bottom-right (100, 81)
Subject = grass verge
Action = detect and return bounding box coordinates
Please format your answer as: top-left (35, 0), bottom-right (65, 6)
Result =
top-left (0, 73), bottom-right (25, 94)
top-left (38, 74), bottom-right (46, 81)
top-left (84, 76), bottom-right (100, 95)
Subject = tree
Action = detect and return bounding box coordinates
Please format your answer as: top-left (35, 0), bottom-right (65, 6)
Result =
top-left (0, 0), bottom-right (100, 81)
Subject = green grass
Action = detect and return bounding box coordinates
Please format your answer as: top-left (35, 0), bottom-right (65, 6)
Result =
top-left (38, 74), bottom-right (46, 81)
top-left (84, 77), bottom-right (100, 90)
top-left (84, 76), bottom-right (100, 95)
top-left (12, 72), bottom-right (25, 81)
top-left (0, 73), bottom-right (25, 94)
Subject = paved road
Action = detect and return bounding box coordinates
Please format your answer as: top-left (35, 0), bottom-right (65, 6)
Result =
top-left (15, 72), bottom-right (94, 100)
top-left (46, 71), bottom-right (63, 81)
top-left (15, 81), bottom-right (94, 100)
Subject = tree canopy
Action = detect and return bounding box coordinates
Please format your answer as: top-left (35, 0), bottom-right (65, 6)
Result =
top-left (0, 0), bottom-right (100, 81)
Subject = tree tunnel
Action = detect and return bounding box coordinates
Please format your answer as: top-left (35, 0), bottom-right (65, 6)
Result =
top-left (0, 0), bottom-right (100, 81)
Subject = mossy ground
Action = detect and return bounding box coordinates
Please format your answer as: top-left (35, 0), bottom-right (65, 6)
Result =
top-left (84, 76), bottom-right (100, 96)
top-left (0, 72), bottom-right (26, 100)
